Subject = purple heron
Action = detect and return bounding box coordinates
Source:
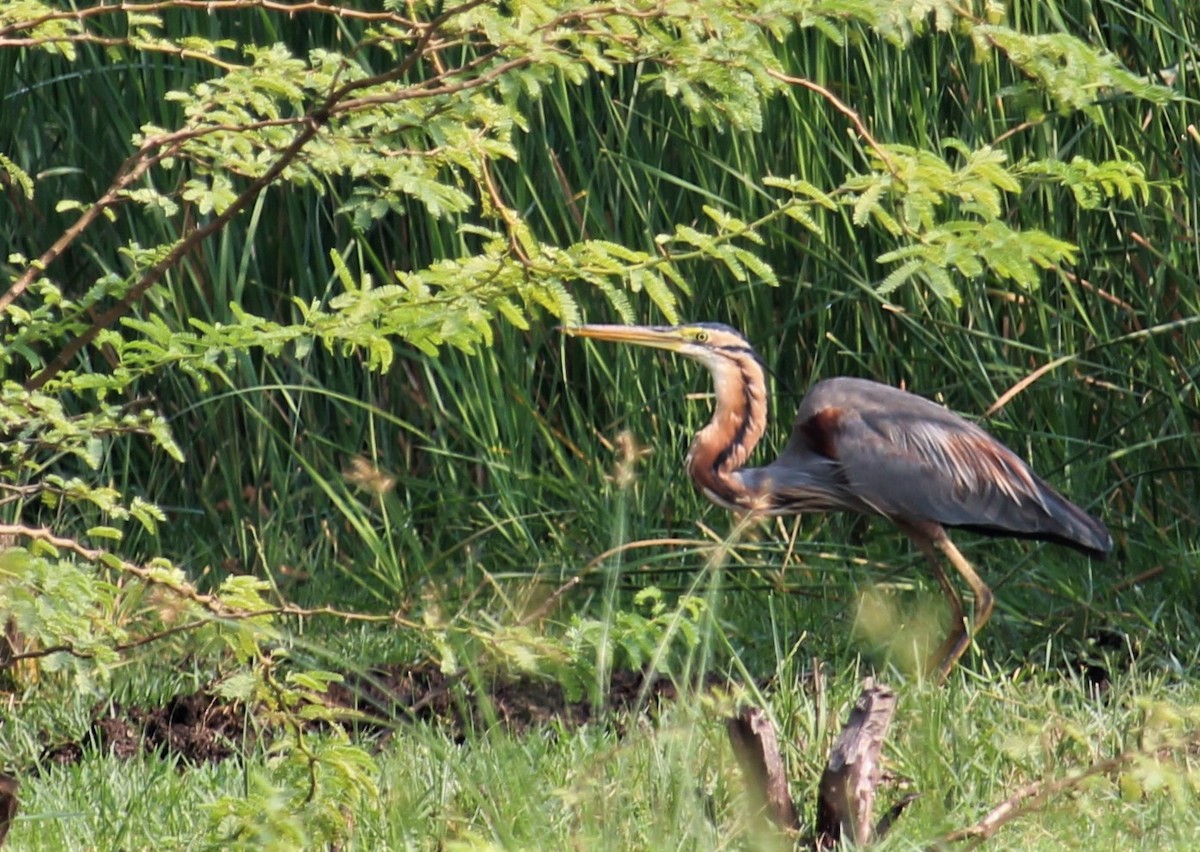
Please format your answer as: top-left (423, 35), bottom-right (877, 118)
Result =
top-left (565, 322), bottom-right (1112, 680)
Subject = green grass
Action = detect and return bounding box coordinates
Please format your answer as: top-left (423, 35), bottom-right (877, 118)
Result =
top-left (9, 640), bottom-right (1200, 850)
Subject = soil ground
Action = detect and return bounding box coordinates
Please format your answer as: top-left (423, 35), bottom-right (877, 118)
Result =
top-left (38, 664), bottom-right (691, 767)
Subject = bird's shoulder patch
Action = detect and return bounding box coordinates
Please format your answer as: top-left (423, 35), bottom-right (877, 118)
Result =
top-left (798, 406), bottom-right (845, 459)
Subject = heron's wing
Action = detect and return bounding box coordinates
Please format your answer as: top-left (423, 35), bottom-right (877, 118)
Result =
top-left (839, 406), bottom-right (1047, 519)
top-left (795, 388), bottom-right (1111, 557)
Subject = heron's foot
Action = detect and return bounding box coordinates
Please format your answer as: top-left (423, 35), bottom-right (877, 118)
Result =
top-left (930, 588), bottom-right (995, 684)
top-left (931, 622), bottom-right (972, 685)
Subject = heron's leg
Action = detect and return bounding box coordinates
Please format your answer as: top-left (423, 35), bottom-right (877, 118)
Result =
top-left (926, 536), bottom-right (995, 681)
top-left (910, 538), bottom-right (970, 682)
top-left (936, 537), bottom-right (995, 637)
top-left (898, 522), bottom-right (995, 681)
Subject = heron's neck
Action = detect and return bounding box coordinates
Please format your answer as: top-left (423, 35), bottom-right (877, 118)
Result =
top-left (686, 356), bottom-right (768, 510)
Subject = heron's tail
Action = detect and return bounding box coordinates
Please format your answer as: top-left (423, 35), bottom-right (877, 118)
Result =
top-left (955, 479), bottom-right (1113, 559)
top-left (1031, 484), bottom-right (1113, 559)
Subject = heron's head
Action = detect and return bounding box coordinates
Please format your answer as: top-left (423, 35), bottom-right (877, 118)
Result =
top-left (562, 323), bottom-right (760, 376)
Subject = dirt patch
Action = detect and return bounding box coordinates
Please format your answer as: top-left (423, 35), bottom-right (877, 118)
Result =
top-left (43, 691), bottom-right (251, 766)
top-left (39, 664), bottom-right (701, 767)
top-left (327, 663), bottom-right (689, 732)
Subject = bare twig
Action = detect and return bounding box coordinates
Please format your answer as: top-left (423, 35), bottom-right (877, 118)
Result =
top-left (582, 538), bottom-right (712, 574)
top-left (1106, 564), bottom-right (1163, 593)
top-left (1058, 267), bottom-right (1141, 321)
top-left (767, 69), bottom-right (896, 175)
top-left (992, 118), bottom-right (1041, 145)
top-left (517, 575), bottom-right (584, 627)
top-left (984, 355), bottom-right (1075, 418)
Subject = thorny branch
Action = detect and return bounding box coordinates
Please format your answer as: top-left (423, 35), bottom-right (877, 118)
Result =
top-left (0, 522), bottom-right (423, 669)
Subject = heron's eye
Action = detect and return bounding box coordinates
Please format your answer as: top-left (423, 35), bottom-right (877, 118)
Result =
top-left (694, 330), bottom-right (709, 343)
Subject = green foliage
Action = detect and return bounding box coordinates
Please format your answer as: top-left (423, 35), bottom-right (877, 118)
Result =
top-left (1, 1), bottom-right (1171, 393)
top-left (206, 657), bottom-right (379, 850)
top-left (1020, 156), bottom-right (1155, 209)
top-left (0, 549), bottom-right (122, 691)
top-left (784, 139), bottom-right (1108, 303)
top-left (560, 587), bottom-right (707, 700)
top-left (207, 737), bottom-right (378, 851)
top-left (976, 26), bottom-right (1174, 114)
top-left (408, 583), bottom-right (708, 708)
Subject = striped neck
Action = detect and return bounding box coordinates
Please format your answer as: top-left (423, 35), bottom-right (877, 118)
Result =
top-left (685, 350), bottom-right (768, 509)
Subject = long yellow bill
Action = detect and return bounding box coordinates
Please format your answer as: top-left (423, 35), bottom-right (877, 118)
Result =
top-left (561, 324), bottom-right (684, 351)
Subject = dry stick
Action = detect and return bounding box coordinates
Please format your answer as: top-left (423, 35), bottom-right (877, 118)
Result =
top-left (582, 538), bottom-right (717, 575)
top-left (727, 707), bottom-right (801, 832)
top-left (933, 742), bottom-right (1190, 848)
top-left (1106, 564), bottom-right (1163, 593)
top-left (724, 680), bottom-right (909, 847)
top-left (992, 118), bottom-right (1041, 145)
top-left (1058, 268), bottom-right (1141, 319)
top-left (516, 575), bottom-right (583, 628)
top-left (983, 355), bottom-right (1076, 418)
top-left (815, 679), bottom-right (899, 848)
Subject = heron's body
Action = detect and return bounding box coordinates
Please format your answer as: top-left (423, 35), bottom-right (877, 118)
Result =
top-left (566, 322), bottom-right (1112, 680)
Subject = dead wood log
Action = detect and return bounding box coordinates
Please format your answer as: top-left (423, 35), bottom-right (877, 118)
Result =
top-left (815, 678), bottom-right (898, 848)
top-left (0, 772), bottom-right (17, 848)
top-left (727, 678), bottom-right (910, 847)
top-left (726, 706), bottom-right (801, 832)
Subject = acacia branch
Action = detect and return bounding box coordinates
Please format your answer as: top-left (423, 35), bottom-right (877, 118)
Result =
top-left (0, 105), bottom-right (298, 316)
top-left (0, 0), bottom-right (419, 40)
top-left (0, 523), bottom-right (420, 629)
top-left (8, 0), bottom-right (787, 387)
top-left (3, 604), bottom-right (420, 668)
top-left (0, 520), bottom-right (429, 671)
top-left (0, 33), bottom-right (245, 70)
top-left (0, 141), bottom-right (180, 317)
top-left (21, 110), bottom-right (326, 391)
top-left (3, 619), bottom-right (205, 666)
top-left (1, 522), bottom-right (233, 613)
top-left (7, 0), bottom-right (509, 391)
